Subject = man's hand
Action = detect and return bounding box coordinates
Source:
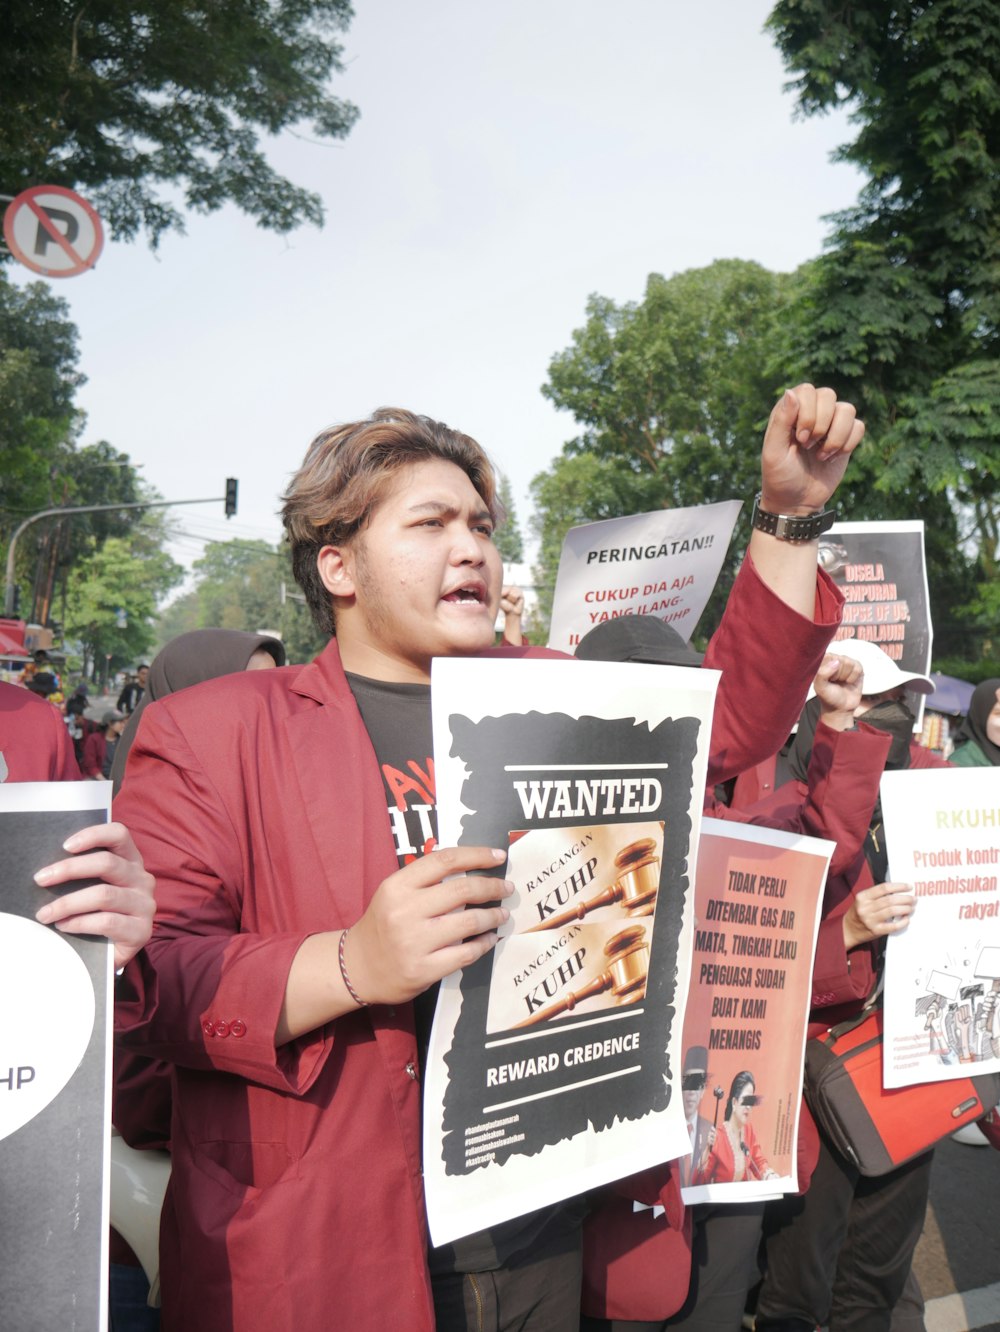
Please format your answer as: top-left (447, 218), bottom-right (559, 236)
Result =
top-left (277, 846), bottom-right (513, 1042)
top-left (500, 585), bottom-right (525, 646)
top-left (33, 822), bottom-right (156, 969)
top-left (760, 384), bottom-right (865, 516)
top-left (843, 882), bottom-right (916, 951)
top-left (814, 653), bottom-right (864, 732)
top-left (346, 846), bottom-right (512, 1005)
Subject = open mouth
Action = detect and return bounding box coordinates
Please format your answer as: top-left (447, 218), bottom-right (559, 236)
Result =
top-left (442, 583), bottom-right (486, 605)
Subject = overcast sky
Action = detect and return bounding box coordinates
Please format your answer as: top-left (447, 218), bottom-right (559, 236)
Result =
top-left (10, 0), bottom-right (862, 574)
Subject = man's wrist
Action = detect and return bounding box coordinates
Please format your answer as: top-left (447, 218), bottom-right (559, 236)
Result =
top-left (758, 491), bottom-right (822, 518)
top-left (338, 927), bottom-right (370, 1008)
top-left (752, 493), bottom-right (837, 541)
top-left (817, 711), bottom-right (857, 735)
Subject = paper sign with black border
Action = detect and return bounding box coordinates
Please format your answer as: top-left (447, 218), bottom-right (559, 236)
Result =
top-left (423, 657), bottom-right (718, 1245)
top-left (820, 521), bottom-right (932, 731)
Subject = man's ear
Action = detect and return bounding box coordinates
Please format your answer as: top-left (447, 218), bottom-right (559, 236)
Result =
top-left (317, 545), bottom-right (357, 601)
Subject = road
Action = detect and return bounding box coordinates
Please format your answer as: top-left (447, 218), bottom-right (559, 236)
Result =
top-left (915, 1134), bottom-right (1000, 1331)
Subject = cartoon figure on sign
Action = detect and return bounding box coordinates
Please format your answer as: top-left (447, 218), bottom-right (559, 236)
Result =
top-left (915, 993), bottom-right (956, 1064)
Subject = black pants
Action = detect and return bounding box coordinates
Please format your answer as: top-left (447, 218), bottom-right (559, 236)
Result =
top-left (433, 1229), bottom-right (583, 1332)
top-left (756, 1137), bottom-right (933, 1332)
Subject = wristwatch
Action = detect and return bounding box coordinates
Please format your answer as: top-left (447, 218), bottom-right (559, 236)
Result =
top-left (750, 493), bottom-right (836, 543)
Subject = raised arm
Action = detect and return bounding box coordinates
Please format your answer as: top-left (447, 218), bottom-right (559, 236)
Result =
top-left (702, 385), bottom-right (864, 786)
top-left (749, 384), bottom-right (864, 615)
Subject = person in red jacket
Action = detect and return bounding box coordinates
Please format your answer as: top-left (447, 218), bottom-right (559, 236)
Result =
top-left (80, 707), bottom-right (126, 779)
top-left (752, 645), bottom-right (948, 1332)
top-left (115, 387), bottom-right (865, 1332)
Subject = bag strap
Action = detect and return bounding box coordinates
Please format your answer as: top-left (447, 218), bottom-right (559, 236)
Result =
top-left (819, 972), bottom-right (884, 1046)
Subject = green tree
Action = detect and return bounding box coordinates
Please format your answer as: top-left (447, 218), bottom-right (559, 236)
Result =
top-left (0, 0), bottom-right (358, 247)
top-left (153, 589), bottom-right (201, 647)
top-left (495, 473), bottom-right (524, 563)
top-left (64, 528), bottom-right (184, 684)
top-left (0, 270), bottom-right (155, 621)
top-left (767, 0), bottom-right (1000, 658)
top-left (27, 440), bottom-right (148, 625)
top-left (532, 260), bottom-right (792, 635)
top-left (152, 538), bottom-right (325, 664)
top-left (0, 273), bottom-right (83, 539)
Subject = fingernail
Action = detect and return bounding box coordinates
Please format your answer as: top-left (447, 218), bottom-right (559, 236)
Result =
top-left (797, 428), bottom-right (811, 443)
top-left (501, 879), bottom-right (515, 895)
top-left (33, 866), bottom-right (54, 885)
top-left (499, 907), bottom-right (510, 922)
top-left (491, 848), bottom-right (507, 862)
top-left (63, 834), bottom-right (82, 851)
top-left (35, 904), bottom-right (54, 923)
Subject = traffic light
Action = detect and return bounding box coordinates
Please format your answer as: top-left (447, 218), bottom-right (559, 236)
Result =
top-left (225, 477), bottom-right (238, 518)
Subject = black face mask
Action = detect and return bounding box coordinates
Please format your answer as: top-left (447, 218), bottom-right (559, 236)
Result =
top-left (860, 698), bottom-right (916, 768)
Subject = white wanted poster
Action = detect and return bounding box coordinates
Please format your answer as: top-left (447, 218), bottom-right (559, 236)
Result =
top-left (424, 656), bottom-right (718, 1245)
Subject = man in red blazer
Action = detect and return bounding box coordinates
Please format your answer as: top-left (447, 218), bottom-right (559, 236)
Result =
top-left (116, 387), bottom-right (864, 1332)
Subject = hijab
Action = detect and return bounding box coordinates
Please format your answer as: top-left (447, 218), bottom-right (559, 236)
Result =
top-left (786, 690), bottom-right (918, 884)
top-left (952, 678), bottom-right (1000, 766)
top-left (111, 629), bottom-right (285, 794)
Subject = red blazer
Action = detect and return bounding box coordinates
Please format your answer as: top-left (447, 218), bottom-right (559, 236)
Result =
top-left (0, 681), bottom-right (79, 782)
top-left (115, 643), bottom-right (436, 1332)
top-left (695, 1118), bottom-right (771, 1184)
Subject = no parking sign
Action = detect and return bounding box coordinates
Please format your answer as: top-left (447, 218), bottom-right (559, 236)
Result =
top-left (3, 184), bottom-right (104, 277)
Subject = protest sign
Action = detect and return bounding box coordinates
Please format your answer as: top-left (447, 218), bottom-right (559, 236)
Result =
top-left (882, 768), bottom-right (1000, 1088)
top-left (423, 656), bottom-right (718, 1245)
top-left (819, 521), bottom-right (932, 727)
top-left (678, 818), bottom-right (832, 1205)
top-left (0, 782), bottom-right (111, 1331)
top-left (547, 501), bottom-right (742, 652)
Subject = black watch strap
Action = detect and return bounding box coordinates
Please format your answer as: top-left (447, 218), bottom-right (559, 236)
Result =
top-left (750, 493), bottom-right (836, 543)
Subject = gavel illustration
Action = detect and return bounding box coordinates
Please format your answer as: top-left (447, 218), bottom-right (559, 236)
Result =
top-left (523, 838), bottom-right (661, 934)
top-left (711, 1084), bottom-right (725, 1127)
top-left (512, 925), bottom-right (650, 1029)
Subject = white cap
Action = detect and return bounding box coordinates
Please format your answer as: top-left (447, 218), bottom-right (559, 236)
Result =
top-left (831, 637), bottom-right (934, 696)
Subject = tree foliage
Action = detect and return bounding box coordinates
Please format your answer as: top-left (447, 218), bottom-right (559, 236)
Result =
top-left (0, 274), bottom-right (83, 534)
top-left (532, 260), bottom-right (792, 635)
top-left (767, 0), bottom-right (1000, 657)
top-left (64, 527), bottom-right (184, 682)
top-left (154, 538), bottom-right (326, 664)
top-left (0, 0), bottom-right (358, 246)
top-left (495, 473), bottom-right (524, 563)
top-left (0, 270), bottom-right (160, 621)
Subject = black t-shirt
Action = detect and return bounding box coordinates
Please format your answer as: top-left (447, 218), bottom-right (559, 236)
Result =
top-left (346, 672), bottom-right (588, 1273)
top-left (346, 673), bottom-right (439, 1053)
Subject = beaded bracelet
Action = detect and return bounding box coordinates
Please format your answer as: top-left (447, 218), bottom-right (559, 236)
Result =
top-left (338, 927), bottom-right (369, 1008)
